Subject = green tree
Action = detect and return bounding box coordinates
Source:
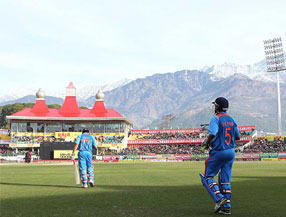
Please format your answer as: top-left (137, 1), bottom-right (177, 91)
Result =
top-left (47, 104), bottom-right (61, 109)
top-left (0, 103), bottom-right (62, 128)
top-left (0, 103), bottom-right (34, 128)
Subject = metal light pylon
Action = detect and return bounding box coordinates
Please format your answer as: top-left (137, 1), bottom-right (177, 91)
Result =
top-left (263, 37), bottom-right (285, 135)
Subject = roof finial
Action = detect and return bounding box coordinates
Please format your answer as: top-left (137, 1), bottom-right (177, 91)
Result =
top-left (36, 88), bottom-right (46, 99)
top-left (96, 90), bottom-right (105, 101)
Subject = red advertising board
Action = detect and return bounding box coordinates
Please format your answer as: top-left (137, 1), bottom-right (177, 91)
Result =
top-left (174, 154), bottom-right (191, 160)
top-left (242, 152), bottom-right (260, 159)
top-left (238, 126), bottom-right (256, 131)
top-left (278, 152), bottom-right (286, 159)
top-left (128, 138), bottom-right (203, 145)
top-left (131, 128), bottom-right (202, 135)
top-left (103, 155), bottom-right (120, 160)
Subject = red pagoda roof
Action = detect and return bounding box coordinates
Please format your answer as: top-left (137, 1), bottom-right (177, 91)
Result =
top-left (91, 101), bottom-right (107, 114)
top-left (31, 99), bottom-right (49, 113)
top-left (7, 83), bottom-right (131, 124)
top-left (59, 96), bottom-right (80, 115)
top-left (9, 107), bottom-right (123, 118)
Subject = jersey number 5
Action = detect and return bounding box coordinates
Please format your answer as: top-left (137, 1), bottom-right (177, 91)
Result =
top-left (225, 127), bottom-right (231, 145)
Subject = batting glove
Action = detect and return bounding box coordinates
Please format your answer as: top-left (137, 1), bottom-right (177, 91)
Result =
top-left (71, 154), bottom-right (75, 161)
top-left (201, 138), bottom-right (209, 153)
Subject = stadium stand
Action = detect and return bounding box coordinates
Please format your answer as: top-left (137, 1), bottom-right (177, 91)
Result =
top-left (96, 135), bottom-right (124, 144)
top-left (118, 144), bottom-right (201, 155)
top-left (242, 137), bottom-right (286, 153)
top-left (128, 128), bottom-right (203, 141)
top-left (10, 133), bottom-right (125, 144)
top-left (11, 135), bottom-right (64, 144)
top-left (235, 126), bottom-right (256, 149)
top-left (0, 129), bottom-right (10, 155)
top-left (105, 126), bottom-right (255, 155)
top-left (6, 123), bottom-right (285, 163)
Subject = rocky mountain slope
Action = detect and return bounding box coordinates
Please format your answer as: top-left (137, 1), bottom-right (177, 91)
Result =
top-left (1, 60), bottom-right (285, 132)
top-left (101, 71), bottom-right (286, 132)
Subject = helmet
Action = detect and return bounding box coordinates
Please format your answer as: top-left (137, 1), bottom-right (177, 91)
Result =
top-left (82, 128), bottom-right (89, 133)
top-left (212, 97), bottom-right (229, 112)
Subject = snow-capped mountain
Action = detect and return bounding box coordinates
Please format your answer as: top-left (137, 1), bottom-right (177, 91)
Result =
top-left (1, 56), bottom-right (285, 104)
top-left (77, 78), bottom-right (133, 100)
top-left (0, 78), bottom-right (133, 103)
top-left (202, 59), bottom-right (286, 83)
top-left (0, 88), bottom-right (36, 103)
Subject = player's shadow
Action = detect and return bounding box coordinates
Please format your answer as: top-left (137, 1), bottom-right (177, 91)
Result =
top-left (0, 182), bottom-right (79, 189)
top-left (1, 176), bottom-right (286, 217)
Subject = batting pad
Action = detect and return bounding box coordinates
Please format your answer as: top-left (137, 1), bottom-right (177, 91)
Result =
top-left (199, 173), bottom-right (222, 203)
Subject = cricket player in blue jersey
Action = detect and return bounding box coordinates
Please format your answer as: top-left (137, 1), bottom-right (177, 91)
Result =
top-left (200, 97), bottom-right (240, 215)
top-left (72, 128), bottom-right (97, 188)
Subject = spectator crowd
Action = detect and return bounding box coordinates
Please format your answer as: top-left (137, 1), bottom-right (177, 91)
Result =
top-left (243, 137), bottom-right (286, 153)
top-left (95, 135), bottom-right (124, 144)
top-left (115, 144), bottom-right (202, 155)
top-left (131, 132), bottom-right (202, 140)
top-left (11, 135), bottom-right (65, 144)
top-left (11, 134), bottom-right (124, 144)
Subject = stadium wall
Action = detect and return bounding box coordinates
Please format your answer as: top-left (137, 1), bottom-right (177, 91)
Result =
top-left (39, 142), bottom-right (97, 160)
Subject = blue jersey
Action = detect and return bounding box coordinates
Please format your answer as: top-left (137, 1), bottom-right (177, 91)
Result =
top-left (209, 112), bottom-right (240, 151)
top-left (75, 133), bottom-right (97, 152)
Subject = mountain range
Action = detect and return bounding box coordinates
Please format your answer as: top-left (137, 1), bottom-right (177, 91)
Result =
top-left (0, 78), bottom-right (133, 103)
top-left (101, 70), bottom-right (286, 132)
top-left (1, 60), bottom-right (286, 133)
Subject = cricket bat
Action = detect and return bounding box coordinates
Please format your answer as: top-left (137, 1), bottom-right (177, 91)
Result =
top-left (73, 160), bottom-right (80, 184)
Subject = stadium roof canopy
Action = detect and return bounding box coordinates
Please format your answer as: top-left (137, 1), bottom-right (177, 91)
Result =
top-left (7, 82), bottom-right (132, 124)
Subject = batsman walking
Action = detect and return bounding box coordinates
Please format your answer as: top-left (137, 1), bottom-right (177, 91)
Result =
top-left (72, 128), bottom-right (97, 188)
top-left (200, 97), bottom-right (240, 215)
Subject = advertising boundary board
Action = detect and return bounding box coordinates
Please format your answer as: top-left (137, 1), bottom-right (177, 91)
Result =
top-left (241, 153), bottom-right (260, 159)
top-left (260, 152), bottom-right (278, 159)
top-left (40, 142), bottom-right (96, 160)
top-left (102, 154), bottom-right (192, 161)
top-left (278, 152), bottom-right (286, 159)
top-left (240, 152), bottom-right (286, 160)
top-left (261, 158), bottom-right (279, 161)
top-left (54, 150), bottom-right (79, 159)
top-left (102, 155), bottom-right (120, 162)
top-left (9, 143), bottom-right (40, 148)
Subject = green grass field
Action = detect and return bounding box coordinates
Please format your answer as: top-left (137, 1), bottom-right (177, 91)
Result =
top-left (0, 161), bottom-right (285, 217)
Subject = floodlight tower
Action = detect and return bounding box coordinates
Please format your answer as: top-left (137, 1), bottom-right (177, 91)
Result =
top-left (263, 37), bottom-right (285, 135)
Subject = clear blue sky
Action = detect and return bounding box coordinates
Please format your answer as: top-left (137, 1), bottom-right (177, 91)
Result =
top-left (0, 0), bottom-right (285, 95)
